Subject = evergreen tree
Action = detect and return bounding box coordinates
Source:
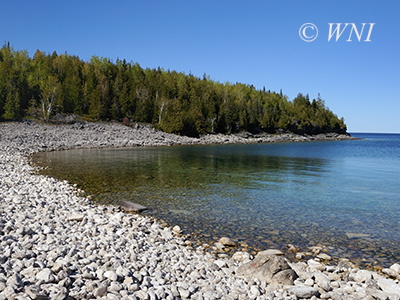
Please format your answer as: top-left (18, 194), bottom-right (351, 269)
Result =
top-left (3, 90), bottom-right (20, 119)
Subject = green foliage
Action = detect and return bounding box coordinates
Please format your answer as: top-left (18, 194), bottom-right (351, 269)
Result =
top-left (0, 42), bottom-right (347, 135)
top-left (3, 90), bottom-right (20, 119)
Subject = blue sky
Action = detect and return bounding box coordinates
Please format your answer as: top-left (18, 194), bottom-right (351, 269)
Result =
top-left (1, 1), bottom-right (399, 133)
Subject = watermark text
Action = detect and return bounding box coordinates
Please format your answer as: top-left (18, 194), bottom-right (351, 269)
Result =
top-left (300, 23), bottom-right (375, 42)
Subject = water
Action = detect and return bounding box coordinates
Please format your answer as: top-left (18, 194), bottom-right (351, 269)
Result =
top-left (33, 133), bottom-right (400, 268)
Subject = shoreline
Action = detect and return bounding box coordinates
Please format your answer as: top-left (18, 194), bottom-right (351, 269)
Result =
top-left (1, 120), bottom-right (399, 300)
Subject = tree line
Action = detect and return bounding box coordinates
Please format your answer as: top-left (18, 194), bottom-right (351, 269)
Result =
top-left (0, 42), bottom-right (346, 136)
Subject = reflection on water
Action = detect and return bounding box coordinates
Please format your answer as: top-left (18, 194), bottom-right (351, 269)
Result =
top-left (36, 145), bottom-right (328, 193)
top-left (34, 136), bottom-right (400, 268)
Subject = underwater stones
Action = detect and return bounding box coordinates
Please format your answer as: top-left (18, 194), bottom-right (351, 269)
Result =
top-left (317, 253), bottom-right (332, 261)
top-left (288, 244), bottom-right (299, 253)
top-left (117, 200), bottom-right (147, 213)
top-left (345, 232), bottom-right (371, 239)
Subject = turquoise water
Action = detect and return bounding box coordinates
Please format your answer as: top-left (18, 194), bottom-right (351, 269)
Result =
top-left (34, 133), bottom-right (400, 267)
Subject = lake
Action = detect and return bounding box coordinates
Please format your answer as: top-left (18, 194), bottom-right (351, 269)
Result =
top-left (33, 133), bottom-right (400, 268)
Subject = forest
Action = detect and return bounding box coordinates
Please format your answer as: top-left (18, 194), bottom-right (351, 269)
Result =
top-left (0, 42), bottom-right (346, 137)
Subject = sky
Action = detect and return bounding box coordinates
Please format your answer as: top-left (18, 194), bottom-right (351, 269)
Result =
top-left (1, 0), bottom-right (399, 133)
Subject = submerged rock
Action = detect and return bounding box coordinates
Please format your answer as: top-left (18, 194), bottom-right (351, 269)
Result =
top-left (345, 232), bottom-right (371, 239)
top-left (117, 200), bottom-right (147, 212)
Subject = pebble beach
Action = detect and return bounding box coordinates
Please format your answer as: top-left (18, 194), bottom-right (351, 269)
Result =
top-left (1, 120), bottom-right (400, 300)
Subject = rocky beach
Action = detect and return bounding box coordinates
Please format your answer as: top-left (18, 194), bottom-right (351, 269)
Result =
top-left (1, 120), bottom-right (400, 300)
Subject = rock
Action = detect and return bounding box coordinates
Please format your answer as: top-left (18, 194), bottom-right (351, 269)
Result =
top-left (108, 282), bottom-right (123, 292)
top-left (123, 276), bottom-right (135, 285)
top-left (92, 285), bottom-right (108, 298)
top-left (349, 270), bottom-right (373, 283)
top-left (214, 259), bottom-right (228, 269)
top-left (135, 290), bottom-right (150, 299)
top-left (337, 259), bottom-right (352, 271)
top-left (314, 272), bottom-right (332, 291)
top-left (377, 278), bottom-right (400, 296)
top-left (67, 214), bottom-right (84, 221)
top-left (236, 254), bottom-right (298, 285)
top-left (25, 285), bottom-right (48, 300)
top-left (178, 287), bottom-right (191, 299)
top-left (36, 268), bottom-right (55, 283)
top-left (317, 253), bottom-right (332, 261)
top-left (128, 284), bottom-right (140, 292)
top-left (257, 249), bottom-right (283, 256)
top-left (12, 250), bottom-right (27, 259)
top-left (250, 285), bottom-right (261, 297)
top-left (215, 242), bottom-right (225, 250)
top-left (321, 291), bottom-right (344, 300)
top-left (82, 271), bottom-right (94, 279)
top-left (6, 274), bottom-right (23, 288)
top-left (317, 279), bottom-right (332, 292)
top-left (231, 251), bottom-right (250, 262)
top-left (85, 281), bottom-right (97, 293)
top-left (366, 288), bottom-right (390, 300)
top-left (383, 268), bottom-right (400, 278)
top-left (104, 270), bottom-right (118, 281)
top-left (288, 244), bottom-right (299, 253)
top-left (219, 237), bottom-right (236, 247)
top-left (345, 232), bottom-right (371, 239)
top-left (172, 225), bottom-right (182, 234)
top-left (117, 200), bottom-right (147, 212)
top-left (306, 259), bottom-right (325, 272)
top-left (54, 287), bottom-right (68, 300)
top-left (289, 286), bottom-right (319, 299)
top-left (106, 293), bottom-right (120, 300)
top-left (2, 286), bottom-right (17, 300)
top-left (304, 278), bottom-right (314, 286)
top-left (390, 263), bottom-right (400, 274)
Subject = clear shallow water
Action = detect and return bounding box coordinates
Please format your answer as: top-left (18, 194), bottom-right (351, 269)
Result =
top-left (34, 133), bottom-right (400, 268)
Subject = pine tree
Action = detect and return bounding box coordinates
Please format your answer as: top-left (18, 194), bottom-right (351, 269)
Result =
top-left (3, 90), bottom-right (20, 119)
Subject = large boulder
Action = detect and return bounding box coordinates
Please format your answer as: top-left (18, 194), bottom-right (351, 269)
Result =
top-left (236, 254), bottom-right (298, 285)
